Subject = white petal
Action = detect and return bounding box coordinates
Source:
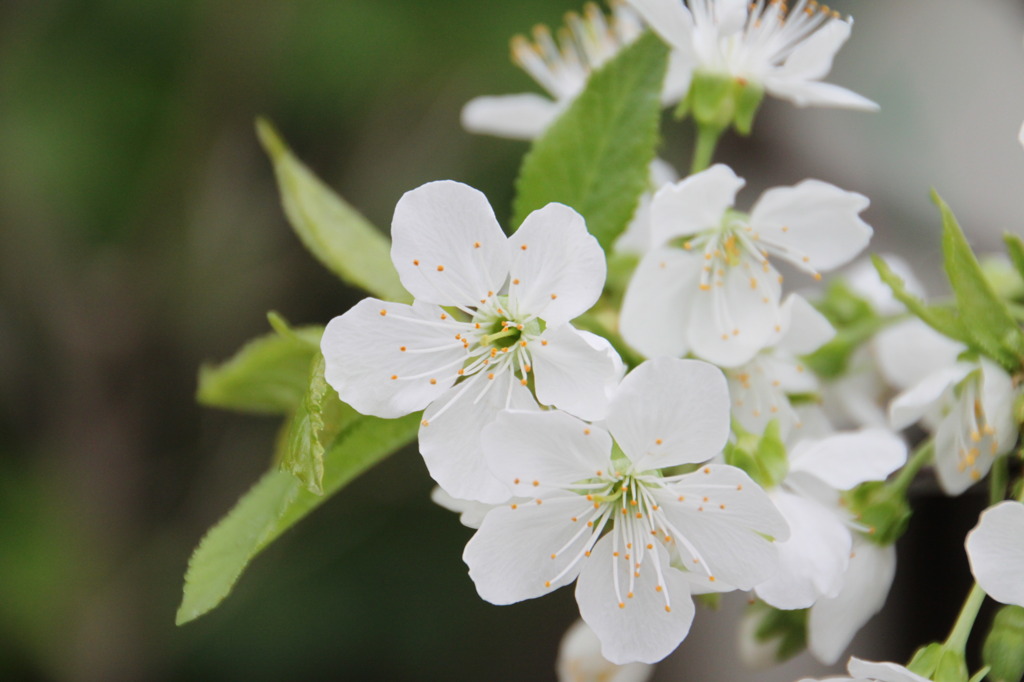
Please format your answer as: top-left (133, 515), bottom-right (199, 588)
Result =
top-left (847, 658), bottom-right (932, 682)
top-left (688, 256), bottom-right (783, 367)
top-left (391, 180), bottom-right (510, 308)
top-left (1019, 120), bottom-right (1024, 150)
top-left (508, 203), bottom-right (606, 327)
top-left (321, 298), bottom-right (464, 418)
top-left (575, 535), bottom-right (696, 665)
top-left (763, 78), bottom-right (879, 111)
top-left (820, 349), bottom-right (889, 430)
top-left (981, 360), bottom-right (1018, 457)
top-left (655, 465), bottom-right (789, 589)
top-left (778, 293), bottom-right (835, 355)
top-left (755, 491), bottom-right (851, 609)
top-left (777, 18), bottom-right (851, 81)
top-left (649, 164), bottom-right (744, 246)
top-left (873, 318), bottom-right (964, 392)
top-left (484, 410), bottom-right (612, 496)
top-left (464, 492), bottom-right (597, 604)
top-left (556, 619), bottom-right (655, 682)
top-left (809, 539), bottom-right (896, 665)
top-left (662, 49), bottom-right (696, 106)
top-left (460, 93), bottom-right (560, 140)
top-left (843, 254), bottom-right (925, 317)
top-left (606, 358), bottom-right (730, 470)
top-left (933, 407), bottom-right (987, 497)
top-left (788, 428), bottom-right (907, 491)
top-left (429, 487), bottom-right (500, 530)
top-left (715, 0), bottom-right (749, 35)
top-left (888, 365), bottom-right (966, 431)
top-left (420, 370), bottom-right (537, 503)
top-left (619, 248), bottom-right (702, 359)
top-left (750, 180), bottom-right (872, 273)
top-left (625, 0), bottom-right (696, 57)
top-left (966, 501), bottom-right (1024, 607)
top-left (727, 356), bottom-right (804, 439)
top-left (530, 325), bottom-right (622, 421)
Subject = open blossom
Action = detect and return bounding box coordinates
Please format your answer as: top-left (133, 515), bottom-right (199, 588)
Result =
top-left (966, 501), bottom-right (1024, 607)
top-left (627, 0), bottom-right (878, 110)
top-left (799, 656), bottom-right (931, 682)
top-left (464, 358), bottom-right (787, 664)
top-left (890, 358), bottom-right (1016, 495)
top-left (755, 428), bottom-right (906, 610)
top-left (620, 164), bottom-right (872, 367)
top-left (321, 180), bottom-right (621, 503)
top-left (462, 2), bottom-right (689, 140)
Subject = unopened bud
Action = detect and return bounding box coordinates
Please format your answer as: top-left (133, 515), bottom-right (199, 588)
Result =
top-left (983, 605), bottom-right (1024, 682)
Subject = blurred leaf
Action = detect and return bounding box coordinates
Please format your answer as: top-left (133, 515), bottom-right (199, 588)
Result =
top-left (279, 354), bottom-right (357, 495)
top-left (197, 317), bottom-right (322, 415)
top-left (872, 254), bottom-right (966, 344)
top-left (256, 118), bottom-right (410, 303)
top-left (176, 411), bottom-right (420, 625)
top-left (1004, 232), bottom-right (1024, 286)
top-left (937, 191), bottom-right (1024, 370)
top-left (512, 33), bottom-right (668, 250)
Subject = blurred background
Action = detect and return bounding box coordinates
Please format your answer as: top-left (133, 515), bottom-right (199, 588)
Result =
top-left (1, 1), bottom-right (1023, 680)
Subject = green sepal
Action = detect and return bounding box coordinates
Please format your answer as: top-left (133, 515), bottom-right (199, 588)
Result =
top-left (937, 191), bottom-right (1024, 371)
top-left (969, 668), bottom-right (992, 682)
top-left (724, 420), bottom-right (788, 490)
top-left (908, 642), bottom-right (969, 682)
top-left (748, 601), bottom-right (808, 663)
top-left (873, 254), bottom-right (968, 344)
top-left (983, 605), bottom-right (1024, 682)
top-left (846, 481), bottom-right (912, 546)
top-left (277, 353), bottom-right (359, 495)
top-left (176, 411), bottom-right (420, 625)
top-left (512, 32), bottom-right (668, 251)
top-left (696, 593), bottom-right (721, 610)
top-left (196, 314), bottom-right (323, 415)
top-left (684, 71), bottom-right (765, 135)
top-left (256, 118), bottom-right (409, 303)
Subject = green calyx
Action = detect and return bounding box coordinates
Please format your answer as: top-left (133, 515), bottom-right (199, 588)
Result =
top-left (908, 642), bottom-right (969, 682)
top-left (747, 600), bottom-right (808, 663)
top-left (845, 481), bottom-right (912, 547)
top-left (679, 71), bottom-right (765, 135)
top-left (724, 420), bottom-right (788, 490)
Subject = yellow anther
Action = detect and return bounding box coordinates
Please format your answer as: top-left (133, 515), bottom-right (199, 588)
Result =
top-left (437, 265), bottom-right (445, 272)
top-left (379, 309), bottom-right (388, 316)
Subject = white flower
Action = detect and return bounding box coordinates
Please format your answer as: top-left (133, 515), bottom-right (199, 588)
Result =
top-left (966, 500), bottom-right (1024, 607)
top-left (627, 0), bottom-right (878, 111)
top-left (754, 428), bottom-right (906, 610)
top-left (321, 180), bottom-right (621, 503)
top-left (890, 358), bottom-right (1017, 495)
top-left (727, 293), bottom-right (834, 439)
top-left (462, 2), bottom-right (688, 140)
top-left (798, 656), bottom-right (932, 682)
top-left (808, 535), bottom-right (897, 664)
top-left (556, 619), bottom-right (654, 682)
top-left (463, 358), bottom-right (787, 664)
top-left (620, 164), bottom-right (872, 367)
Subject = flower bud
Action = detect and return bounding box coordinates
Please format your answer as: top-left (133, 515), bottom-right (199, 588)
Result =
top-left (983, 605), bottom-right (1024, 682)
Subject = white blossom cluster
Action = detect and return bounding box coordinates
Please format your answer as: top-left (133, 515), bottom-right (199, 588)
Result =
top-left (316, 1), bottom-right (1023, 680)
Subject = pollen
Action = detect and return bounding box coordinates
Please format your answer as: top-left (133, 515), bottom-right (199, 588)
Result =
top-left (488, 373), bottom-right (495, 380)
top-left (521, 244), bottom-right (528, 251)
top-left (647, 544), bottom-right (653, 550)
top-left (437, 265), bottom-right (445, 272)
top-left (512, 278), bottom-right (520, 285)
top-left (618, 603), bottom-right (625, 609)
top-left (412, 259), bottom-right (419, 266)
top-left (703, 467), bottom-right (711, 474)
top-left (440, 313), bottom-right (448, 320)
top-left (655, 439), bottom-right (663, 445)
top-left (536, 499), bottom-right (543, 505)
top-left (664, 606), bottom-right (672, 613)
top-left (473, 241), bottom-right (481, 248)
top-left (814, 273), bottom-right (822, 281)
top-left (677, 496), bottom-right (685, 502)
top-left (550, 293), bottom-right (557, 300)
top-left (457, 369), bottom-right (464, 376)
top-left (627, 591), bottom-right (634, 599)
top-left (584, 430), bottom-right (591, 436)
top-left (550, 553), bottom-right (556, 559)
top-left (709, 576), bottom-right (716, 582)
top-left (514, 478), bottom-right (520, 484)
top-left (655, 585), bottom-right (663, 592)
top-left (700, 284), bottom-right (712, 291)
top-left (541, 340), bottom-right (548, 346)
top-left (720, 504), bottom-right (726, 510)
top-left (520, 379), bottom-right (528, 385)
top-left (379, 309), bottom-right (387, 316)
top-left (421, 419), bottom-right (430, 427)
top-left (544, 580), bottom-right (551, 587)
top-left (736, 484), bottom-right (743, 491)
top-left (511, 503), bottom-right (518, 510)
top-left (391, 374), bottom-right (398, 380)
top-left (532, 480), bottom-right (539, 487)
top-left (429, 378), bottom-right (437, 385)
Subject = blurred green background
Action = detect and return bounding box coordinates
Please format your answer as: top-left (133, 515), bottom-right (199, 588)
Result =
top-left (2, 1), bottom-right (1023, 680)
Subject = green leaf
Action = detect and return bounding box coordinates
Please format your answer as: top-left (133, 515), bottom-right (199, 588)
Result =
top-left (256, 118), bottom-right (410, 303)
top-left (196, 319), bottom-right (323, 415)
top-left (512, 32), bottom-right (668, 251)
top-left (1003, 232), bottom-right (1024, 288)
top-left (278, 353), bottom-right (358, 495)
top-left (937, 191), bottom-right (1024, 370)
top-left (176, 411), bottom-right (420, 625)
top-left (872, 254), bottom-right (967, 344)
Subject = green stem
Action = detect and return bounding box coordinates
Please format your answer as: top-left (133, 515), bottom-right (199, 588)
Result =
top-left (990, 456), bottom-right (1008, 505)
top-left (944, 583), bottom-right (987, 653)
top-left (890, 439), bottom-right (934, 496)
top-left (691, 123), bottom-right (724, 174)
